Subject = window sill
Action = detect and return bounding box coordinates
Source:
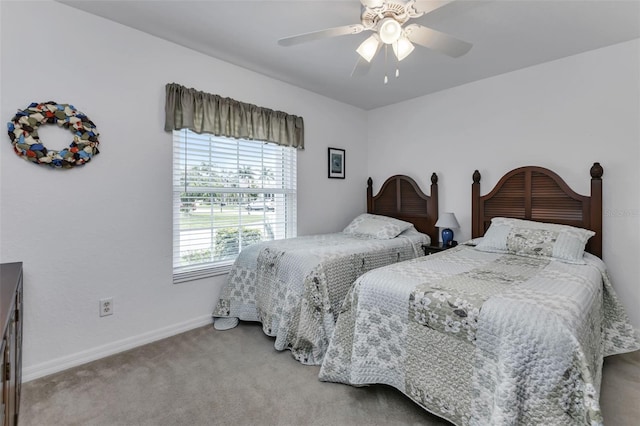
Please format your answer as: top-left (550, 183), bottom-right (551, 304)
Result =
top-left (173, 263), bottom-right (232, 284)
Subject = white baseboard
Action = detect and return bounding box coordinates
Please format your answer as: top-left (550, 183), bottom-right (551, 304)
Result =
top-left (22, 315), bottom-right (213, 383)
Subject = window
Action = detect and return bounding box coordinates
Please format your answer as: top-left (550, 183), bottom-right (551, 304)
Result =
top-left (173, 129), bottom-right (297, 283)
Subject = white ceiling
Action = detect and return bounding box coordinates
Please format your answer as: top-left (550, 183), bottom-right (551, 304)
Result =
top-left (58, 0), bottom-right (640, 110)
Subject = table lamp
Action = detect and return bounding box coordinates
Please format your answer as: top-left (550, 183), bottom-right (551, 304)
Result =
top-left (435, 212), bottom-right (460, 246)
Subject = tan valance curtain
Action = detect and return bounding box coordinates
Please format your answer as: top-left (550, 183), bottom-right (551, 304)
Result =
top-left (164, 83), bottom-right (304, 149)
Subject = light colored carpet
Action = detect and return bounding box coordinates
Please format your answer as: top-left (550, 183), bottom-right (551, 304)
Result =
top-left (20, 322), bottom-right (640, 426)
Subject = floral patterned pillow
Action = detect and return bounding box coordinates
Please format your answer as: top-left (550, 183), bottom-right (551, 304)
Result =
top-left (475, 217), bottom-right (595, 264)
top-left (343, 213), bottom-right (413, 239)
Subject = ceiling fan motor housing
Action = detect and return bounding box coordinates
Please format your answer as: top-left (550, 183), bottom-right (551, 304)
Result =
top-left (361, 0), bottom-right (424, 31)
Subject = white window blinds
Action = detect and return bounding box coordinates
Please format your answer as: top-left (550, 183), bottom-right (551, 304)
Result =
top-left (173, 129), bottom-right (297, 283)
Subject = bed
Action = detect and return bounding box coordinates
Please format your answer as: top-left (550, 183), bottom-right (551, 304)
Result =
top-left (319, 163), bottom-right (640, 425)
top-left (212, 173), bottom-right (439, 365)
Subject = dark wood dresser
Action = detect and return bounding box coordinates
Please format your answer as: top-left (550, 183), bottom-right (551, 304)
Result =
top-left (1, 262), bottom-right (22, 426)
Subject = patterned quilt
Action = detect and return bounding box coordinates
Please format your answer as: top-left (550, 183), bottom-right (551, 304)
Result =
top-left (319, 244), bottom-right (640, 425)
top-left (213, 229), bottom-right (428, 365)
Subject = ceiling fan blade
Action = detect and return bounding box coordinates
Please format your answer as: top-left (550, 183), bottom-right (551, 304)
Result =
top-left (411, 1), bottom-right (455, 15)
top-left (278, 24), bottom-right (365, 47)
top-left (351, 57), bottom-right (373, 77)
top-left (404, 24), bottom-right (472, 57)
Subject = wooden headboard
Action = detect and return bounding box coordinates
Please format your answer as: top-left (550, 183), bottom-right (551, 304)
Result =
top-left (367, 174), bottom-right (439, 244)
top-left (471, 162), bottom-right (603, 257)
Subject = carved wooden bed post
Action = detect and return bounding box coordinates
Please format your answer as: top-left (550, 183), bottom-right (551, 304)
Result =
top-left (429, 172), bottom-right (439, 229)
top-left (590, 162), bottom-right (603, 258)
top-left (471, 170), bottom-right (481, 238)
top-left (367, 177), bottom-right (373, 213)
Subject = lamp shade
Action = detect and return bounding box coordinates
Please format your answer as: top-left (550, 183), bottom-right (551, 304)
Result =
top-left (356, 34), bottom-right (381, 62)
top-left (393, 37), bottom-right (414, 61)
top-left (435, 212), bottom-right (460, 229)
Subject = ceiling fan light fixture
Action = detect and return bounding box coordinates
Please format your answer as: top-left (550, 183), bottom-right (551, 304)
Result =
top-left (393, 37), bottom-right (414, 61)
top-left (378, 17), bottom-right (402, 44)
top-left (356, 34), bottom-right (381, 62)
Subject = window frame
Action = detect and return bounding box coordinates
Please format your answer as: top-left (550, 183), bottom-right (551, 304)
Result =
top-left (172, 129), bottom-right (297, 283)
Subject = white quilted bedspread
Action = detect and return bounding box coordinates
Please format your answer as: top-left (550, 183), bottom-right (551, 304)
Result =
top-left (213, 229), bottom-right (428, 364)
top-left (319, 244), bottom-right (640, 425)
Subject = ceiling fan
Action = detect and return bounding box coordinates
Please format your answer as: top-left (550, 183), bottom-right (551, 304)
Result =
top-left (278, 0), bottom-right (472, 82)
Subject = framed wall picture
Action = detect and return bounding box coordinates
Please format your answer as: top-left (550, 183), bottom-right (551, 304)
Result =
top-left (328, 148), bottom-right (345, 179)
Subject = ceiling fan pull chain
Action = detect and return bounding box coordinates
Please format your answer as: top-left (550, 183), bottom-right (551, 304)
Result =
top-left (395, 42), bottom-right (400, 78)
top-left (384, 45), bottom-right (389, 84)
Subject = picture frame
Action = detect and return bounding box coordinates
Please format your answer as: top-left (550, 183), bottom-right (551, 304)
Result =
top-left (328, 148), bottom-right (345, 179)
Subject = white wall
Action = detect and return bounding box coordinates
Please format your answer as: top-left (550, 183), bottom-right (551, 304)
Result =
top-left (367, 39), bottom-right (640, 328)
top-left (0, 0), bottom-right (367, 381)
top-left (2, 1), bottom-right (637, 382)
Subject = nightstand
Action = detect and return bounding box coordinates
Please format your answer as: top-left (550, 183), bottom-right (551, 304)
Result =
top-left (422, 243), bottom-right (451, 256)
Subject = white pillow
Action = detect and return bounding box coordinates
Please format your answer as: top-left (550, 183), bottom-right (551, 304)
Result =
top-left (343, 213), bottom-right (413, 239)
top-left (475, 217), bottom-right (595, 264)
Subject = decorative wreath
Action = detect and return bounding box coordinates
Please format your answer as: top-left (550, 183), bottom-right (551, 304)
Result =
top-left (7, 101), bottom-right (100, 169)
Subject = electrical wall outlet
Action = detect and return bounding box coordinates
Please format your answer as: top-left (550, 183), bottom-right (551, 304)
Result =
top-left (99, 297), bottom-right (114, 317)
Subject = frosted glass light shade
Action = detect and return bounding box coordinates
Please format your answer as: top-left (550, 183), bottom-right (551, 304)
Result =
top-left (356, 34), bottom-right (381, 62)
top-left (393, 37), bottom-right (414, 61)
top-left (379, 18), bottom-right (402, 44)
